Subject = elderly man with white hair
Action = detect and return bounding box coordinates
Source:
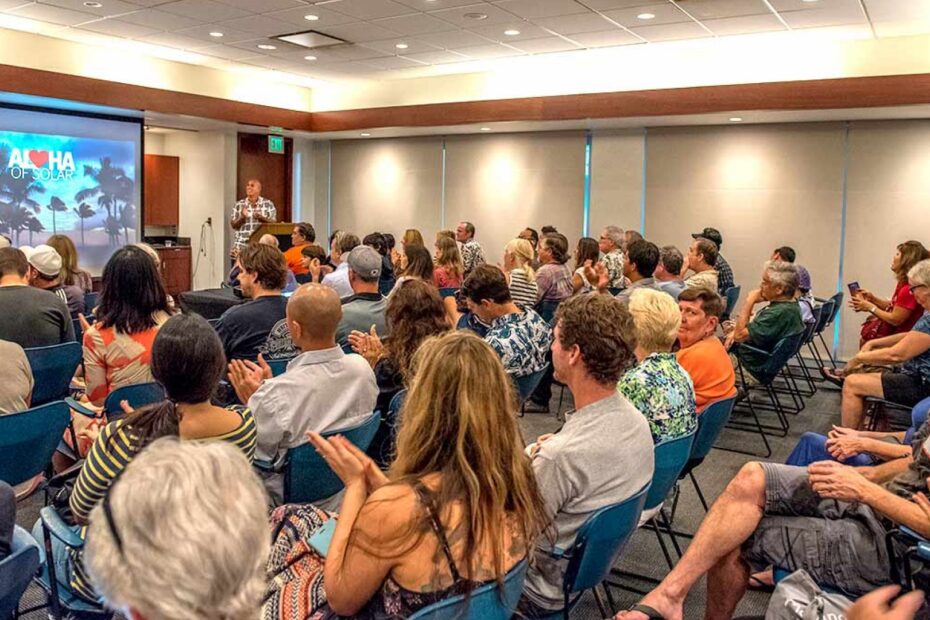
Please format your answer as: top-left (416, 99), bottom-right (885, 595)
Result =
top-left (724, 260), bottom-right (805, 382)
top-left (85, 438), bottom-right (269, 620)
top-left (598, 225), bottom-right (626, 290)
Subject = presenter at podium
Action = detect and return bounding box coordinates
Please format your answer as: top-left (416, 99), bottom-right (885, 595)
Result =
top-left (230, 178), bottom-right (276, 256)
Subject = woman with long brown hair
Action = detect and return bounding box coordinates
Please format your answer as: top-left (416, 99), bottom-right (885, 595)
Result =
top-left (263, 331), bottom-right (549, 620)
top-left (47, 233), bottom-right (93, 292)
top-left (433, 236), bottom-right (465, 289)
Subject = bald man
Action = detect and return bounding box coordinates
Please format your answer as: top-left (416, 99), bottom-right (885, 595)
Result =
top-left (228, 283), bottom-right (378, 506)
top-left (231, 178), bottom-right (276, 255)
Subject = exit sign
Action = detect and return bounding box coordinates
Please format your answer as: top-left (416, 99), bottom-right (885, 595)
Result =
top-left (268, 135), bottom-right (285, 154)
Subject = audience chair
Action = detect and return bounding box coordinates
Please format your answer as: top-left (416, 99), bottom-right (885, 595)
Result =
top-left (539, 484), bottom-right (650, 619)
top-left (255, 412), bottom-right (381, 504)
top-left (727, 332), bottom-right (806, 457)
top-left (515, 365), bottom-right (549, 416)
top-left (864, 397), bottom-right (913, 433)
top-left (34, 506), bottom-right (112, 619)
top-left (814, 291), bottom-right (844, 368)
top-left (0, 401), bottom-right (70, 491)
top-left (886, 526), bottom-right (930, 592)
top-left (266, 357), bottom-right (293, 377)
top-left (82, 292), bottom-right (97, 313)
top-left (785, 304), bottom-right (823, 398)
top-left (368, 389), bottom-right (406, 469)
top-left (672, 397), bottom-right (738, 515)
top-left (607, 287), bottom-right (623, 297)
top-left (407, 559), bottom-right (528, 620)
top-left (379, 277), bottom-right (396, 297)
top-left (804, 300), bottom-right (835, 376)
top-left (66, 382), bottom-right (166, 424)
top-left (438, 287), bottom-right (459, 299)
top-left (721, 286), bottom-right (741, 322)
top-left (0, 526), bottom-right (42, 619)
top-left (24, 343), bottom-right (82, 407)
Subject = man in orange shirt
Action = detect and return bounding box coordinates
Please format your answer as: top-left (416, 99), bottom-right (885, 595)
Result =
top-left (283, 223), bottom-right (315, 275)
top-left (676, 286), bottom-right (737, 412)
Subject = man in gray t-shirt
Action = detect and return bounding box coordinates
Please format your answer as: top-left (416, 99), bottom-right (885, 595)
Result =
top-left (522, 294), bottom-right (654, 614)
top-left (336, 246), bottom-right (389, 349)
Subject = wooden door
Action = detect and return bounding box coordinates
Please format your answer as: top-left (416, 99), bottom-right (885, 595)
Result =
top-left (237, 133), bottom-right (292, 223)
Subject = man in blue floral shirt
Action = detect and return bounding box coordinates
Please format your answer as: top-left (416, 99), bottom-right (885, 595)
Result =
top-left (463, 265), bottom-right (551, 377)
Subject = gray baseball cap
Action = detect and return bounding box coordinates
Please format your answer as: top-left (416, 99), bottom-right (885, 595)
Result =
top-left (347, 245), bottom-right (382, 282)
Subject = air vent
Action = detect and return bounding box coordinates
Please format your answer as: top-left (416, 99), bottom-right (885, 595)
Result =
top-left (274, 30), bottom-right (347, 49)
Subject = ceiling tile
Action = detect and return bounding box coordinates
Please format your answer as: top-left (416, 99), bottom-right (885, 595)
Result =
top-left (263, 5), bottom-right (358, 28)
top-left (374, 12), bottom-right (459, 35)
top-left (675, 0), bottom-right (771, 20)
top-left (0, 0), bottom-right (33, 8)
top-left (455, 42), bottom-right (523, 58)
top-left (768, 0), bottom-right (855, 10)
top-left (394, 0), bottom-right (484, 8)
top-left (509, 36), bottom-right (581, 53)
top-left (427, 2), bottom-right (521, 27)
top-left (176, 23), bottom-right (257, 44)
top-left (197, 43), bottom-right (265, 60)
top-left (317, 21), bottom-right (404, 42)
top-left (602, 2), bottom-right (694, 28)
top-left (701, 13), bottom-right (785, 36)
top-left (326, 0), bottom-right (414, 20)
top-left (466, 22), bottom-right (550, 41)
top-left (9, 3), bottom-right (97, 24)
top-left (362, 37), bottom-right (442, 54)
top-left (213, 0), bottom-right (304, 13)
top-left (242, 55), bottom-right (303, 70)
top-left (117, 9), bottom-right (202, 30)
top-left (580, 0), bottom-right (665, 9)
top-left (215, 14), bottom-right (295, 37)
top-left (533, 12), bottom-right (617, 35)
top-left (415, 28), bottom-right (494, 47)
top-left (492, 0), bottom-right (588, 19)
top-left (37, 0), bottom-right (140, 18)
top-left (629, 20), bottom-right (711, 41)
top-left (122, 0), bottom-right (183, 6)
top-left (777, 4), bottom-right (866, 28)
top-left (226, 37), bottom-right (308, 57)
top-left (863, 0), bottom-right (930, 22)
top-left (157, 0), bottom-right (250, 22)
top-left (363, 55), bottom-right (426, 69)
top-left (872, 20), bottom-right (930, 37)
top-left (321, 45), bottom-right (392, 60)
top-left (569, 28), bottom-right (642, 47)
top-left (77, 18), bottom-right (161, 38)
top-left (138, 31), bottom-right (221, 48)
top-left (400, 49), bottom-right (471, 63)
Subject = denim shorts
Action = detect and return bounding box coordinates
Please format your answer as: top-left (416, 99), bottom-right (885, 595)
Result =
top-left (741, 463), bottom-right (892, 596)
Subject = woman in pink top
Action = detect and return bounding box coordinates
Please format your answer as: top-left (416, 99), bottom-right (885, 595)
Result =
top-left (433, 236), bottom-right (464, 290)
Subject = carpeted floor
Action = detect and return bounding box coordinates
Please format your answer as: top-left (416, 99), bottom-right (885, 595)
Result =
top-left (12, 380), bottom-right (842, 619)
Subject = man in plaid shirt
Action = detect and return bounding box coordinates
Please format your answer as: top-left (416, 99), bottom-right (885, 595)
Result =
top-left (231, 179), bottom-right (276, 255)
top-left (692, 227), bottom-right (734, 295)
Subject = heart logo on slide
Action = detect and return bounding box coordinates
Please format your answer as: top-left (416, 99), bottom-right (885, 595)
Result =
top-left (28, 150), bottom-right (49, 168)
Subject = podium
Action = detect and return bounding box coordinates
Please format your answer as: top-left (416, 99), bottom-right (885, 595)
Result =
top-left (250, 223), bottom-right (295, 251)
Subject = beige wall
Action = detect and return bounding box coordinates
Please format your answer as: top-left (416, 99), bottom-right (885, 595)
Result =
top-left (330, 138), bottom-right (443, 243)
top-left (443, 132), bottom-right (586, 263)
top-left (589, 129), bottom-right (645, 240)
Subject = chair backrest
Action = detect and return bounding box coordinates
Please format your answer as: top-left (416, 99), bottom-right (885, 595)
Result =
top-left (408, 559), bottom-right (528, 620)
top-left (72, 317), bottom-right (84, 345)
top-left (813, 299), bottom-right (834, 336)
top-left (645, 431), bottom-right (696, 510)
top-left (802, 304), bottom-right (823, 345)
top-left (513, 365), bottom-right (549, 404)
top-left (723, 286), bottom-right (741, 319)
top-left (83, 291), bottom-right (98, 312)
top-left (0, 401), bottom-right (70, 486)
top-left (912, 396), bottom-right (930, 432)
top-left (607, 287), bottom-right (623, 296)
top-left (379, 277), bottom-right (396, 297)
top-left (534, 300), bottom-right (561, 326)
top-left (25, 342), bottom-right (83, 406)
top-left (284, 412), bottom-right (382, 504)
top-left (824, 291), bottom-right (844, 326)
top-left (563, 484), bottom-right (650, 595)
top-left (104, 382), bottom-right (167, 421)
top-left (439, 287), bottom-right (459, 299)
top-left (751, 331), bottom-right (806, 385)
top-left (690, 397), bottom-right (737, 462)
top-left (0, 526), bottom-right (41, 619)
top-left (266, 357), bottom-right (293, 377)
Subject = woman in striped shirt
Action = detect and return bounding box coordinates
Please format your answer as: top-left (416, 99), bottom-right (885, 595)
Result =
top-left (36, 313), bottom-right (257, 603)
top-left (503, 238), bottom-right (538, 308)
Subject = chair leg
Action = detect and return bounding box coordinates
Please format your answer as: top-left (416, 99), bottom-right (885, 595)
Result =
top-left (602, 582), bottom-right (618, 614)
top-left (592, 586), bottom-right (609, 618)
top-left (818, 331), bottom-right (837, 368)
top-left (650, 518), bottom-right (675, 570)
top-left (689, 470), bottom-right (709, 512)
top-left (658, 508), bottom-right (684, 558)
top-left (42, 526), bottom-right (63, 620)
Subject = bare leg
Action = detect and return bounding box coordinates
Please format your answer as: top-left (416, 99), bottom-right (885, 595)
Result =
top-left (840, 372), bottom-right (884, 429)
top-left (705, 548), bottom-right (751, 620)
top-left (615, 462), bottom-right (768, 620)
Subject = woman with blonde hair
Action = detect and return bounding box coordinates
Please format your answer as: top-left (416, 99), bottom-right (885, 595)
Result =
top-left (433, 236), bottom-right (464, 289)
top-left (436, 229), bottom-right (455, 242)
top-left (402, 228), bottom-right (424, 249)
top-left (503, 238), bottom-right (537, 308)
top-left (263, 331), bottom-right (549, 619)
top-left (47, 234), bottom-right (93, 292)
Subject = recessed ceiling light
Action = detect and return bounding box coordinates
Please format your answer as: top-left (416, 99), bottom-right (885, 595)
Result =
top-left (504, 29), bottom-right (520, 36)
top-left (637, 12), bottom-right (655, 20)
top-left (209, 31), bottom-right (223, 37)
top-left (84, 1), bottom-right (102, 7)
top-left (304, 14), bottom-right (320, 20)
top-left (395, 43), bottom-right (408, 49)
top-left (464, 12), bottom-right (488, 20)
top-left (304, 55), bottom-right (317, 61)
top-left (361, 133), bottom-right (371, 137)
top-left (480, 127), bottom-right (491, 131)
top-left (729, 117), bottom-right (743, 122)
top-left (257, 44), bottom-right (276, 50)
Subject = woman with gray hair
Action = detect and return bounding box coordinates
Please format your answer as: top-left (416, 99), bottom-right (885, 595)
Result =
top-left (85, 438), bottom-right (269, 620)
top-left (837, 259), bottom-right (930, 429)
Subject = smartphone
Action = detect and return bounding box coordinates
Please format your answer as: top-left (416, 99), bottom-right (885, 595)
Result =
top-left (847, 281), bottom-right (860, 296)
top-left (308, 518), bottom-right (338, 558)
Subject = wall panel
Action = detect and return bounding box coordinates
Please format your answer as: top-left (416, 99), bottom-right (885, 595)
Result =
top-left (589, 129), bottom-right (645, 238)
top-left (443, 132), bottom-right (586, 263)
top-left (644, 124), bottom-right (846, 327)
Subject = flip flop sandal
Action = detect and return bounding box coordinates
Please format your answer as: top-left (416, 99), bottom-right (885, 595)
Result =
top-left (748, 575), bottom-right (776, 593)
top-left (819, 366), bottom-right (844, 388)
top-left (626, 603), bottom-right (666, 619)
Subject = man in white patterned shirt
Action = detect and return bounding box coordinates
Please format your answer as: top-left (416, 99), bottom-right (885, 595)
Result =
top-left (598, 225), bottom-right (626, 290)
top-left (231, 179), bottom-right (276, 255)
top-left (456, 220), bottom-right (485, 276)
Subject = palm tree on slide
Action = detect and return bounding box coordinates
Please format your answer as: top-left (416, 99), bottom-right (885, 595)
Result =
top-left (48, 196), bottom-right (68, 234)
top-left (74, 202), bottom-right (95, 246)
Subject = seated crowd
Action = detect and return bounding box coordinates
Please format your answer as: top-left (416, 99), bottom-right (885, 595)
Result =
top-left (0, 221), bottom-right (927, 620)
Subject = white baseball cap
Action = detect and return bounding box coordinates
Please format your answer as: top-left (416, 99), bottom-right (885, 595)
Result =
top-left (20, 244), bottom-right (62, 278)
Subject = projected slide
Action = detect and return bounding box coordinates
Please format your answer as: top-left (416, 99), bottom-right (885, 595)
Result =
top-left (0, 106), bottom-right (141, 271)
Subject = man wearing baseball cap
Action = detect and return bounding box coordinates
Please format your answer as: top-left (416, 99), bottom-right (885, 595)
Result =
top-left (0, 246), bottom-right (74, 348)
top-left (22, 244), bottom-right (85, 317)
top-left (336, 245), bottom-right (388, 350)
top-left (691, 227), bottom-right (735, 295)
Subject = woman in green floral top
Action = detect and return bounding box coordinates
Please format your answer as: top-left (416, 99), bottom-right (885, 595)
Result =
top-left (618, 288), bottom-right (697, 443)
